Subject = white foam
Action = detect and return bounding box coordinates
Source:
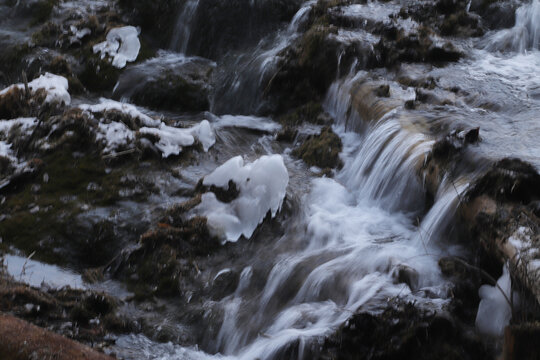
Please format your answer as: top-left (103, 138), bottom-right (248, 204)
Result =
top-left (93, 26), bottom-right (141, 68)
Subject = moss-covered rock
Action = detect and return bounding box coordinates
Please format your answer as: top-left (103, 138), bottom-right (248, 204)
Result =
top-left (278, 101), bottom-right (333, 127)
top-left (126, 71), bottom-right (210, 112)
top-left (264, 25), bottom-right (340, 113)
top-left (293, 126), bottom-right (342, 170)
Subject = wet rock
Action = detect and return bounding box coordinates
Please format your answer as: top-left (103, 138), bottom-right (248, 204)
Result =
top-left (278, 102), bottom-right (333, 127)
top-left (264, 25), bottom-right (340, 113)
top-left (276, 126), bottom-right (298, 142)
top-left (470, 0), bottom-right (520, 30)
top-left (118, 0), bottom-right (182, 47)
top-left (293, 126), bottom-right (343, 171)
top-left (195, 178), bottom-right (240, 203)
top-left (466, 158), bottom-right (540, 204)
top-left (504, 323), bottom-right (540, 360)
top-left (457, 159), bottom-right (540, 304)
top-left (375, 84), bottom-right (390, 98)
top-left (320, 302), bottom-right (491, 360)
top-left (420, 128), bottom-right (482, 199)
top-left (188, 0), bottom-right (304, 59)
top-left (113, 55), bottom-right (214, 112)
top-left (211, 269), bottom-right (240, 300)
top-left (374, 29), bottom-right (462, 67)
top-left (392, 264), bottom-right (420, 291)
top-left (400, 0), bottom-right (485, 38)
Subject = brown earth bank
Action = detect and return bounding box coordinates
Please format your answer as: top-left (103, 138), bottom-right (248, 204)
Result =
top-left (0, 313), bottom-right (114, 360)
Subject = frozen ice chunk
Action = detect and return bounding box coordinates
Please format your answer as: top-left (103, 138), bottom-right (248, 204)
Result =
top-left (194, 155), bottom-right (289, 242)
top-left (0, 73), bottom-right (70, 106)
top-left (139, 120), bottom-right (215, 157)
top-left (475, 264), bottom-right (516, 337)
top-left (191, 119), bottom-right (216, 152)
top-left (78, 98), bottom-right (160, 127)
top-left (93, 26), bottom-right (141, 69)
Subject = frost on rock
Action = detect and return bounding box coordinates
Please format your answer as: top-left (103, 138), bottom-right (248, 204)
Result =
top-left (78, 98), bottom-right (160, 127)
top-left (0, 118), bottom-right (38, 164)
top-left (96, 121), bottom-right (135, 155)
top-left (93, 26), bottom-right (141, 69)
top-left (78, 98), bottom-right (214, 156)
top-left (193, 155), bottom-right (289, 243)
top-left (139, 120), bottom-right (215, 157)
top-left (475, 264), bottom-right (517, 337)
top-left (0, 73), bottom-right (70, 106)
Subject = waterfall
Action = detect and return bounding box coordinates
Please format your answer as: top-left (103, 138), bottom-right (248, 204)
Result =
top-left (199, 72), bottom-right (467, 359)
top-left (485, 0), bottom-right (540, 52)
top-left (170, 0), bottom-right (200, 54)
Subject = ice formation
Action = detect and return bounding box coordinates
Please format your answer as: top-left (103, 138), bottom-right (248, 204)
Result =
top-left (78, 99), bottom-right (214, 156)
top-left (139, 120), bottom-right (215, 157)
top-left (213, 115), bottom-right (282, 133)
top-left (78, 98), bottom-right (161, 127)
top-left (0, 73), bottom-right (70, 106)
top-left (193, 155), bottom-right (289, 242)
top-left (93, 26), bottom-right (141, 68)
top-left (475, 264), bottom-right (516, 337)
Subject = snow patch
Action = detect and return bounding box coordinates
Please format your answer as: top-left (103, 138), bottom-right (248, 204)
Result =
top-left (78, 98), bottom-right (160, 127)
top-left (139, 120), bottom-right (215, 157)
top-left (96, 121), bottom-right (135, 155)
top-left (93, 26), bottom-right (141, 69)
top-left (475, 264), bottom-right (516, 337)
top-left (0, 73), bottom-right (70, 106)
top-left (193, 155), bottom-right (289, 242)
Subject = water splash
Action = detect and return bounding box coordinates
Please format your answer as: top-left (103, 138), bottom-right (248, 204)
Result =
top-left (484, 0), bottom-right (540, 53)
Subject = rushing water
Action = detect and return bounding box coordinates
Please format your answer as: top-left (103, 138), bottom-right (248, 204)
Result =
top-left (170, 0), bottom-right (200, 54)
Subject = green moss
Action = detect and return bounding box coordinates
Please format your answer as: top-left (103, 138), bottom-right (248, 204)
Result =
top-left (279, 102), bottom-right (326, 126)
top-left (0, 148), bottom-right (147, 265)
top-left (293, 126), bottom-right (343, 170)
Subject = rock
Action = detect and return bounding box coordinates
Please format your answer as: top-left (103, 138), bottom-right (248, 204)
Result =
top-left (264, 25), bottom-right (340, 113)
top-left (375, 84), bottom-right (390, 98)
top-left (278, 102), bottom-right (332, 127)
top-left (276, 126), bottom-right (298, 142)
top-left (392, 264), bottom-right (420, 291)
top-left (292, 126), bottom-right (343, 170)
top-left (320, 302), bottom-right (491, 360)
top-left (113, 54), bottom-right (214, 112)
top-left (504, 323), bottom-right (540, 360)
top-left (211, 269), bottom-right (239, 300)
top-left (466, 158), bottom-right (540, 204)
top-left (187, 0), bottom-right (304, 59)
